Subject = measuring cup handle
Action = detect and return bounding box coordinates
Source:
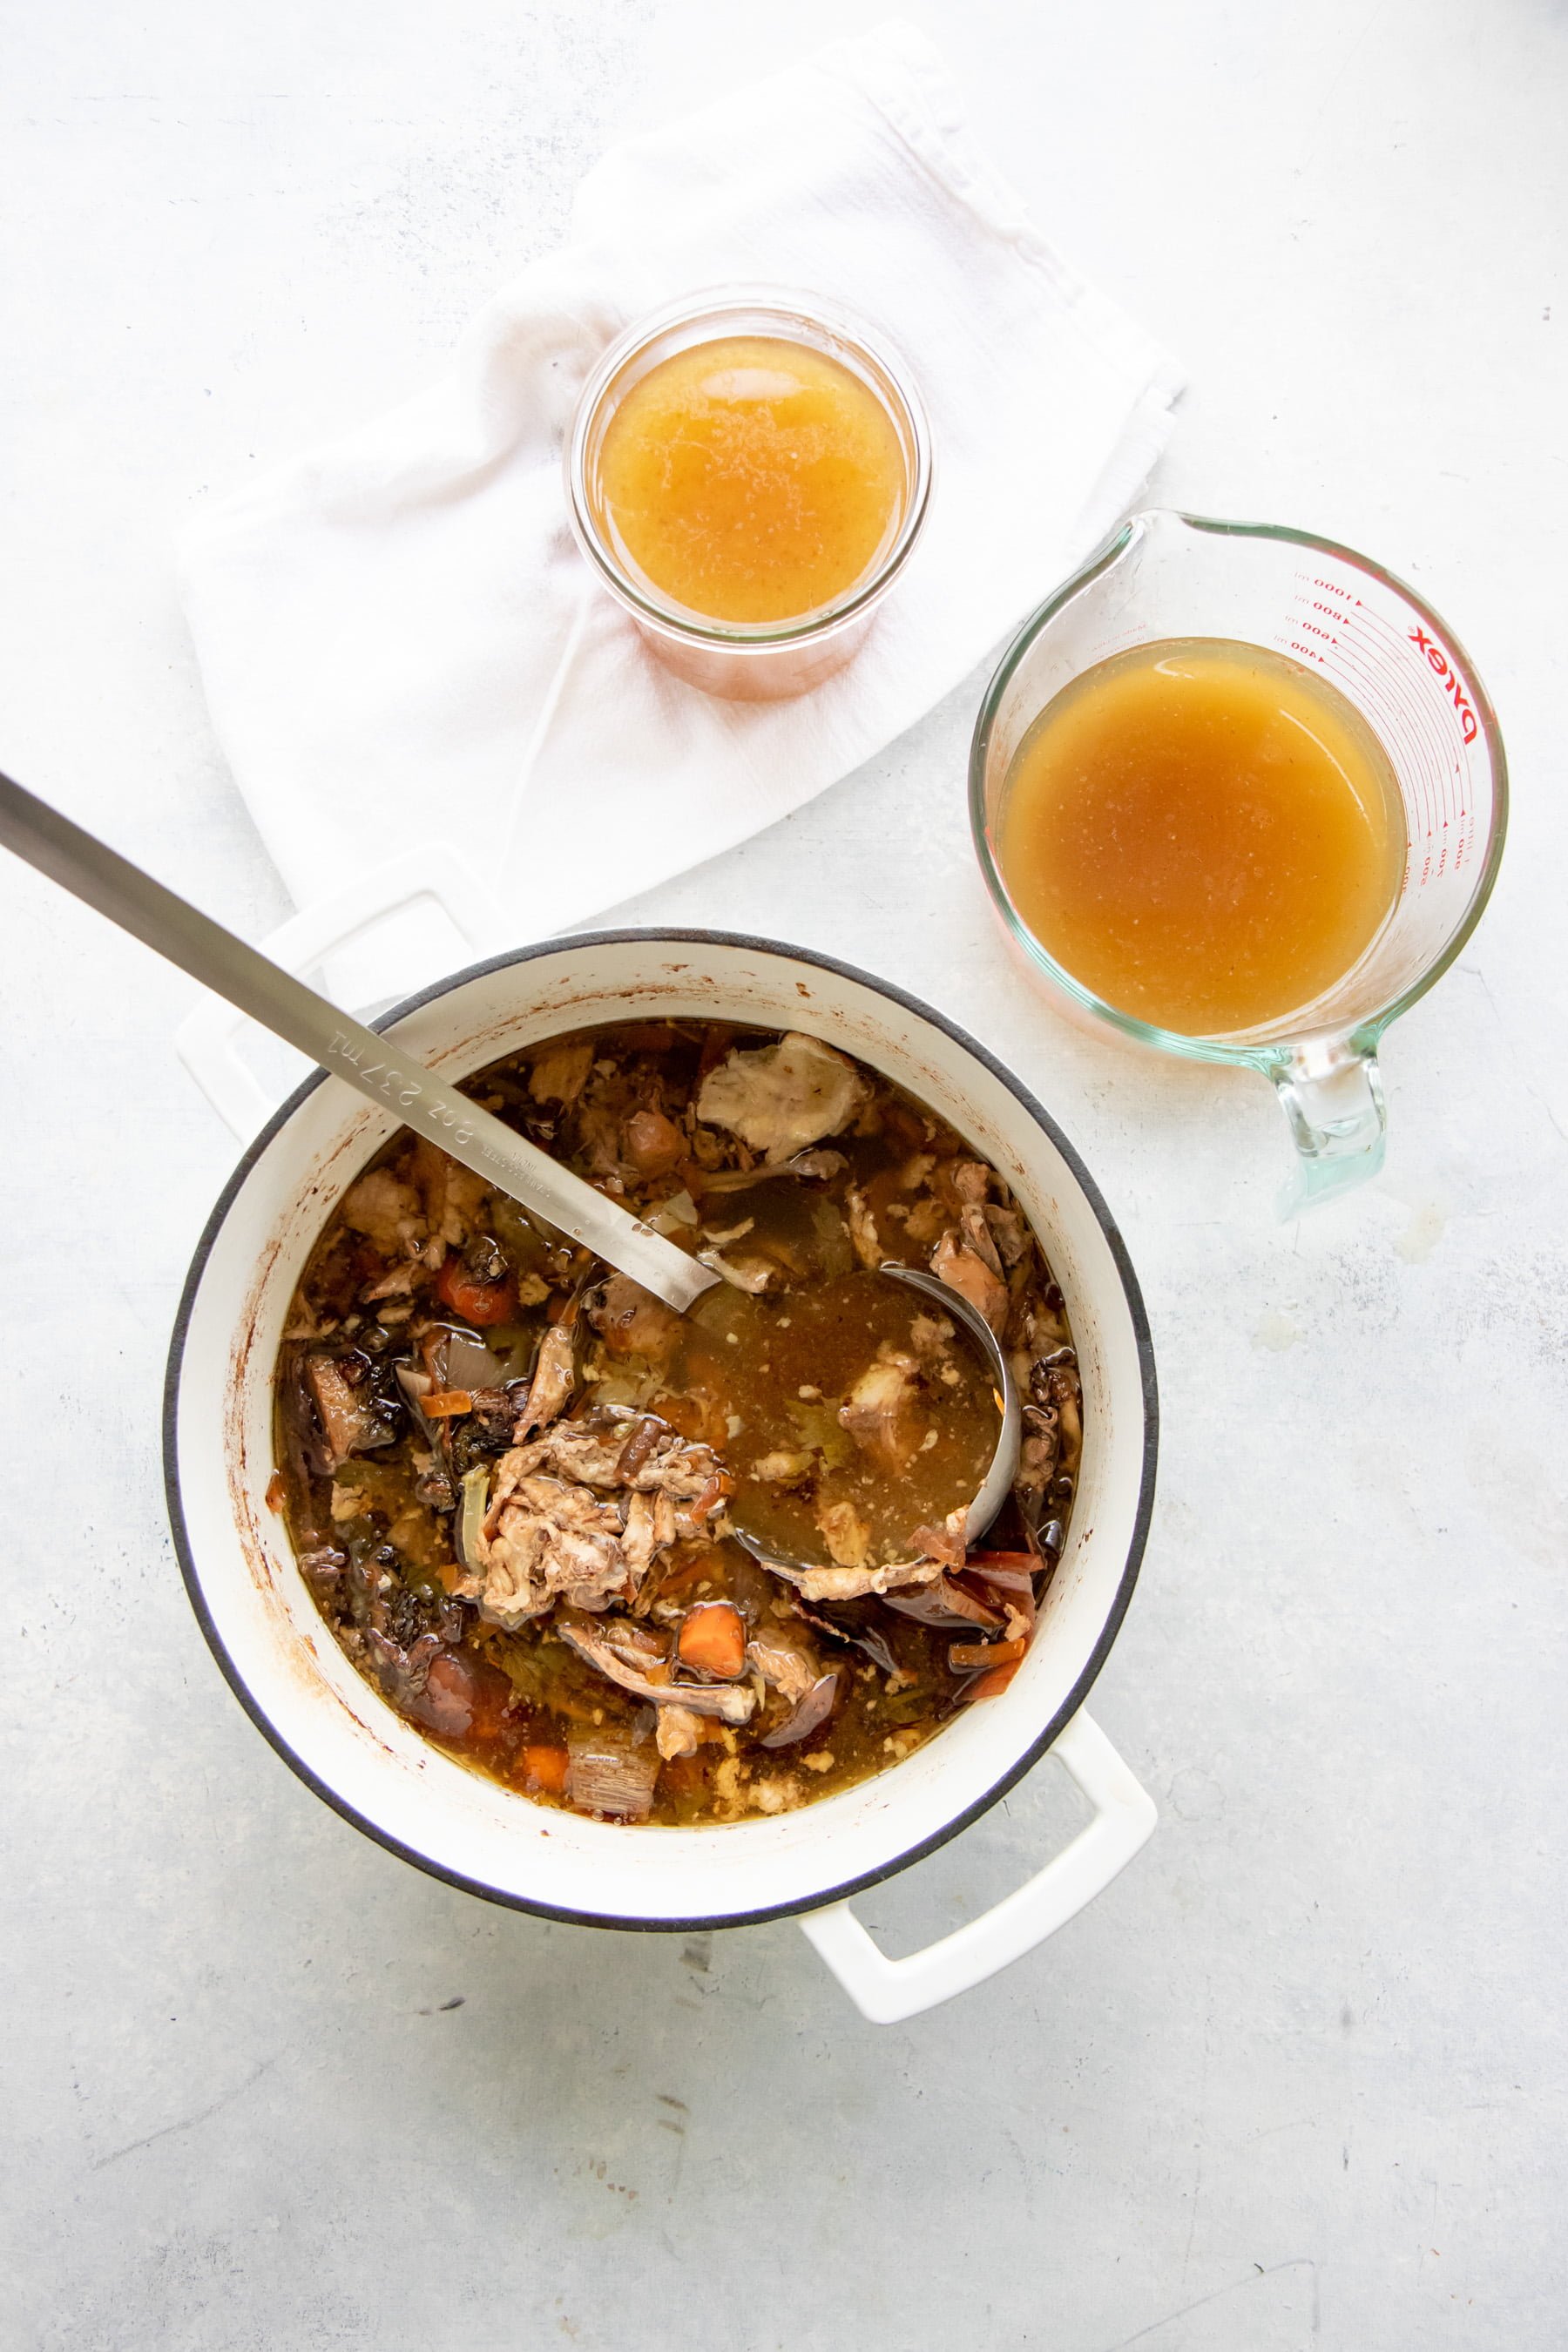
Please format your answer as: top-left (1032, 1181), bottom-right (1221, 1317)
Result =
top-left (1270, 1040), bottom-right (1386, 1215)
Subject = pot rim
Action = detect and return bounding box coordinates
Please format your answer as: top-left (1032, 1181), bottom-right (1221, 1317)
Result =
top-left (163, 926), bottom-right (1159, 1932)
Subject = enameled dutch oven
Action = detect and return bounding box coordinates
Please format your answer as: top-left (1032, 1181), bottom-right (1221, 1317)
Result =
top-left (166, 892), bottom-right (1159, 2023)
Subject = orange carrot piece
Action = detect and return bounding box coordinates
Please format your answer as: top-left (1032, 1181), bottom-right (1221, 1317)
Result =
top-left (960, 1656), bottom-right (1024, 1701)
top-left (422, 1389), bottom-right (475, 1416)
top-left (677, 1601), bottom-right (747, 1680)
top-left (948, 1635), bottom-right (1028, 1673)
top-left (521, 1744), bottom-right (569, 1794)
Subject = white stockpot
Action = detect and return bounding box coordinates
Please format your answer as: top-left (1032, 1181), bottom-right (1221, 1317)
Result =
top-left (167, 883), bottom-right (1159, 2024)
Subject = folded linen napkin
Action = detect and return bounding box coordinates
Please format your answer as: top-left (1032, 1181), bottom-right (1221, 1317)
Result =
top-left (180, 21), bottom-right (1182, 1002)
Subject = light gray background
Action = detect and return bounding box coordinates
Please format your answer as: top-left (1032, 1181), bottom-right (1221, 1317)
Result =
top-left (3, 3), bottom-right (1564, 2347)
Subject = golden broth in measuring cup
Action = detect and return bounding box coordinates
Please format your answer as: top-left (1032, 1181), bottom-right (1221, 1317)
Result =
top-left (970, 513), bottom-right (1506, 1212)
top-left (997, 639), bottom-right (1405, 1037)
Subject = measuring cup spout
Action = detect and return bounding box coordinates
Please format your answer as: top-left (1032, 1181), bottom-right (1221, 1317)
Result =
top-left (1269, 1038), bottom-right (1386, 1216)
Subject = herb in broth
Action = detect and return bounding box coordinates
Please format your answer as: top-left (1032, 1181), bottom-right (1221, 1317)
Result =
top-left (273, 1023), bottom-right (1082, 1825)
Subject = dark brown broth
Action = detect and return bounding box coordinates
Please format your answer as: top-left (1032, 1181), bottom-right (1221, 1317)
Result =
top-left (271, 1019), bottom-right (1081, 1828)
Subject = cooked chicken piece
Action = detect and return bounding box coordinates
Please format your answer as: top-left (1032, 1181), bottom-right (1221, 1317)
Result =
top-left (621, 1488), bottom-right (678, 1580)
top-left (909, 1507), bottom-right (970, 1568)
top-left (983, 1200), bottom-right (1032, 1269)
top-left (746, 1629), bottom-right (821, 1707)
top-left (463, 1409), bottom-right (712, 1626)
top-left (838, 1346), bottom-right (924, 1477)
top-left (696, 1146), bottom-right (848, 1193)
top-left (1049, 1368), bottom-right (1083, 1472)
top-left (696, 1032), bottom-right (868, 1164)
top-left (591, 1273), bottom-right (683, 1369)
top-left (505, 1417), bottom-right (721, 1503)
top-left (750, 1448), bottom-right (817, 1485)
top-left (305, 1355), bottom-right (382, 1469)
top-left (656, 1704), bottom-right (705, 1761)
top-left (931, 1227), bottom-right (1010, 1336)
top-left (338, 1168), bottom-right (425, 1259)
top-left (845, 1186), bottom-right (883, 1271)
top-left (1019, 1409), bottom-right (1060, 1497)
top-left (360, 1262), bottom-right (420, 1301)
top-left (514, 1321), bottom-right (577, 1436)
top-left (902, 1194), bottom-right (950, 1247)
top-left (462, 1474), bottom-right (627, 1626)
top-left (769, 1553), bottom-right (950, 1604)
top-left (697, 1245), bottom-right (784, 1295)
top-left (907, 1313), bottom-right (956, 1362)
top-left (527, 1038), bottom-right (593, 1105)
top-left (961, 1205), bottom-right (1004, 1276)
top-left (767, 1501), bottom-right (969, 1604)
top-left (749, 1774), bottom-right (804, 1812)
top-left (574, 1102), bottom-right (630, 1181)
top-left (816, 1498), bottom-right (872, 1571)
top-left (930, 1157), bottom-right (991, 1213)
top-left (557, 1616), bottom-right (756, 1724)
top-left (409, 1137), bottom-right (491, 1266)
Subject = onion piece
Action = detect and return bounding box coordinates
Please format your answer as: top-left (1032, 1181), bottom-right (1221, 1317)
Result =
top-left (882, 1576), bottom-right (1004, 1632)
top-left (443, 1330), bottom-right (510, 1390)
top-left (957, 1656), bottom-right (1023, 1704)
top-left (646, 1188), bottom-right (699, 1233)
top-left (456, 1463), bottom-right (490, 1569)
top-left (964, 1570), bottom-right (1035, 1604)
top-left (394, 1362), bottom-right (437, 1447)
top-left (760, 1670), bottom-right (839, 1749)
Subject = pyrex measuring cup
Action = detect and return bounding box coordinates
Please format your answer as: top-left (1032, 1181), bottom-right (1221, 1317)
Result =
top-left (970, 510), bottom-right (1507, 1211)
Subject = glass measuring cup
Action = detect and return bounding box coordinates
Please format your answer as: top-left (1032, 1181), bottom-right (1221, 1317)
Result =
top-left (970, 510), bottom-right (1508, 1211)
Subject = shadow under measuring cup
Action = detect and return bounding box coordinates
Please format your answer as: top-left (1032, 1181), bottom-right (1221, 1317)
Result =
top-left (970, 510), bottom-right (1508, 1213)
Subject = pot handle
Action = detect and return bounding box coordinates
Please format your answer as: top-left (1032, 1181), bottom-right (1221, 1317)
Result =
top-left (797, 1711), bottom-right (1155, 2024)
top-left (174, 847), bottom-right (507, 1141)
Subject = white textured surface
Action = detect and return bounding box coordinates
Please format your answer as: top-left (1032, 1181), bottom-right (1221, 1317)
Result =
top-left (2, 4), bottom-right (1564, 2348)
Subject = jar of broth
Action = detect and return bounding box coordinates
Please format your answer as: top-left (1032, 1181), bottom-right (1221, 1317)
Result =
top-left (565, 289), bottom-right (932, 700)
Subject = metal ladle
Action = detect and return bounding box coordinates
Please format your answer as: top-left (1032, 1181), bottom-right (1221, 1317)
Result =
top-left (0, 769), bottom-right (1021, 1556)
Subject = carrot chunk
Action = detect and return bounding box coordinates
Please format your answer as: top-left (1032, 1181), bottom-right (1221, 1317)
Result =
top-left (960, 1656), bottom-right (1024, 1702)
top-left (436, 1260), bottom-right (517, 1325)
top-left (677, 1601), bottom-right (747, 1680)
top-left (948, 1635), bottom-right (1028, 1673)
top-left (521, 1744), bottom-right (569, 1794)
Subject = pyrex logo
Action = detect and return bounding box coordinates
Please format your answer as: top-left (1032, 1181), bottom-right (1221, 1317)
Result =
top-left (1410, 628), bottom-right (1478, 745)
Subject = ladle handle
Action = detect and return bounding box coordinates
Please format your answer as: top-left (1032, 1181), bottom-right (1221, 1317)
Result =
top-left (0, 770), bottom-right (715, 1313)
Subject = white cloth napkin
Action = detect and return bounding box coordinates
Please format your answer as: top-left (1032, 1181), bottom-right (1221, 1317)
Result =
top-left (180, 21), bottom-right (1182, 1003)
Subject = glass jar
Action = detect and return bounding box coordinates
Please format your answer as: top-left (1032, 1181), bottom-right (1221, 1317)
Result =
top-left (565, 287), bottom-right (932, 701)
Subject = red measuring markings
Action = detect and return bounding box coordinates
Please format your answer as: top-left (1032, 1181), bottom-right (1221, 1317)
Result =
top-left (1409, 627), bottom-right (1478, 745)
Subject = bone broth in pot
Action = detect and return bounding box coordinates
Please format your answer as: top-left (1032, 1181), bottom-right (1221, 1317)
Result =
top-left (168, 931), bottom-right (1157, 2021)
